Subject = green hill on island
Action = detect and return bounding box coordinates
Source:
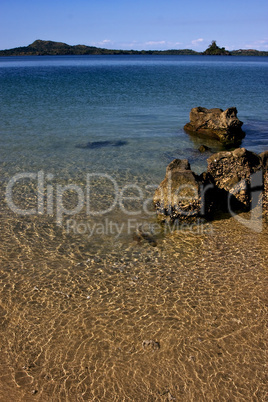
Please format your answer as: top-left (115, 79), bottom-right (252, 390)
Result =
top-left (0, 40), bottom-right (198, 56)
top-left (0, 39), bottom-right (267, 56)
top-left (203, 40), bottom-right (230, 55)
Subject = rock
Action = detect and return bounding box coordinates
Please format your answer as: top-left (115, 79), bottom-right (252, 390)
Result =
top-left (142, 340), bottom-right (160, 351)
top-left (168, 392), bottom-right (176, 401)
top-left (207, 148), bottom-right (262, 209)
top-left (134, 225), bottom-right (157, 247)
top-left (259, 150), bottom-right (268, 169)
top-left (75, 140), bottom-right (127, 149)
top-left (184, 107), bottom-right (245, 145)
top-left (166, 159), bottom-right (191, 171)
top-left (153, 159), bottom-right (213, 222)
top-left (199, 144), bottom-right (210, 153)
top-left (263, 173), bottom-right (268, 221)
top-left (259, 151), bottom-right (268, 220)
top-left (154, 149), bottom-right (268, 223)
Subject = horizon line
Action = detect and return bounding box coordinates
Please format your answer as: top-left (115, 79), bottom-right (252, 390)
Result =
top-left (1, 39), bottom-right (268, 54)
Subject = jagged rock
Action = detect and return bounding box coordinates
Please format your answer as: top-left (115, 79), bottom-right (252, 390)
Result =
top-left (166, 159), bottom-right (191, 171)
top-left (259, 150), bottom-right (268, 168)
top-left (207, 148), bottom-right (262, 209)
top-left (154, 149), bottom-right (267, 224)
top-left (259, 151), bottom-right (268, 220)
top-left (184, 107), bottom-right (245, 145)
top-left (153, 159), bottom-right (213, 222)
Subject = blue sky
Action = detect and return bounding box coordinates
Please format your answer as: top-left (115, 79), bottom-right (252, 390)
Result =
top-left (0, 0), bottom-right (268, 51)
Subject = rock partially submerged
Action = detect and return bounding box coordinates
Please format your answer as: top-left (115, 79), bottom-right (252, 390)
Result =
top-left (76, 140), bottom-right (127, 149)
top-left (184, 107), bottom-right (245, 145)
top-left (142, 340), bottom-right (160, 351)
top-left (259, 151), bottom-right (268, 220)
top-left (133, 225), bottom-right (157, 247)
top-left (207, 148), bottom-right (262, 209)
top-left (153, 159), bottom-right (213, 222)
top-left (154, 148), bottom-right (267, 223)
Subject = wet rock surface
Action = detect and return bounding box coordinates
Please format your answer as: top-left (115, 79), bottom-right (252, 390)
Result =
top-left (207, 148), bottom-right (262, 209)
top-left (184, 106), bottom-right (245, 145)
top-left (153, 159), bottom-right (208, 222)
top-left (154, 148), bottom-right (267, 222)
top-left (259, 150), bottom-right (268, 220)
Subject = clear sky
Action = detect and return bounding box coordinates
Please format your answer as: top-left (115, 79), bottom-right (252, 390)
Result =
top-left (0, 0), bottom-right (268, 51)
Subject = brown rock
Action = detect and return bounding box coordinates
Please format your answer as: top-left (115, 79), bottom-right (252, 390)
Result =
top-left (153, 149), bottom-right (267, 224)
top-left (153, 159), bottom-right (213, 222)
top-left (207, 148), bottom-right (262, 209)
top-left (259, 151), bottom-right (268, 220)
top-left (184, 106), bottom-right (245, 145)
top-left (142, 340), bottom-right (160, 351)
top-left (259, 150), bottom-right (268, 169)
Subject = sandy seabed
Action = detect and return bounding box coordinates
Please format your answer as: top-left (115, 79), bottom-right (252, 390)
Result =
top-left (0, 211), bottom-right (267, 401)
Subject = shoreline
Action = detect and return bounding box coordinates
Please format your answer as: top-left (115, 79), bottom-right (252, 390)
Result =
top-left (1, 53), bottom-right (268, 58)
top-left (1, 40), bottom-right (268, 57)
top-left (0, 54), bottom-right (267, 400)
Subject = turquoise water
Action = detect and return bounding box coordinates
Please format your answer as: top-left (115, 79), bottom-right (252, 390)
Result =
top-left (1, 55), bottom-right (267, 178)
top-left (0, 55), bottom-right (268, 245)
top-left (1, 55), bottom-right (268, 248)
top-left (0, 55), bottom-right (267, 400)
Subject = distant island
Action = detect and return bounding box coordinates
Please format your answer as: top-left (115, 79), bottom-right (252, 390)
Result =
top-left (0, 39), bottom-right (267, 57)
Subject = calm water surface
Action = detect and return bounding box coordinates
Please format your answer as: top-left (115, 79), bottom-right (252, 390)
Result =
top-left (0, 55), bottom-right (267, 400)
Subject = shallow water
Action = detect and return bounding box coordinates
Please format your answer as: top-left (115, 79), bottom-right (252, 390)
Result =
top-left (0, 55), bottom-right (267, 400)
top-left (0, 212), bottom-right (267, 401)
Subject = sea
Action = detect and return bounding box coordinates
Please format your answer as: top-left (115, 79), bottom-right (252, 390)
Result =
top-left (0, 55), bottom-right (267, 400)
